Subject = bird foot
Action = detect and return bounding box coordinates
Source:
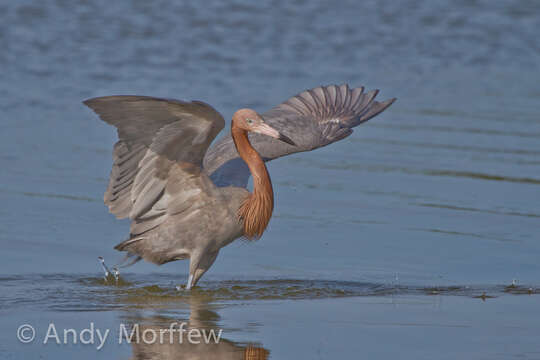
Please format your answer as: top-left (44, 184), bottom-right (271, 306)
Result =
top-left (98, 256), bottom-right (120, 284)
top-left (175, 275), bottom-right (194, 291)
top-left (112, 266), bottom-right (120, 284)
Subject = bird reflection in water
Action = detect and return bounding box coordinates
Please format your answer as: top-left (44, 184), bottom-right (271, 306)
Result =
top-left (123, 296), bottom-right (269, 360)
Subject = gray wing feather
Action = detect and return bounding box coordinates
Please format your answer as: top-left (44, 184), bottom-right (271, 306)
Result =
top-left (204, 84), bottom-right (395, 187)
top-left (103, 142), bottom-right (146, 218)
top-left (84, 96), bottom-right (225, 224)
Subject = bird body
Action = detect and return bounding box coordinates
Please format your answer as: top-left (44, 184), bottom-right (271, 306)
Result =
top-left (84, 84), bottom-right (395, 289)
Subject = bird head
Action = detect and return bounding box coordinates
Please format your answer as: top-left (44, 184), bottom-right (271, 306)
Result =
top-left (232, 109), bottom-right (296, 146)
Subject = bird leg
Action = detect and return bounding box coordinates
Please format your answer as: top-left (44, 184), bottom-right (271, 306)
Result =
top-left (98, 256), bottom-right (111, 280)
top-left (186, 275), bottom-right (195, 290)
top-left (184, 250), bottom-right (220, 290)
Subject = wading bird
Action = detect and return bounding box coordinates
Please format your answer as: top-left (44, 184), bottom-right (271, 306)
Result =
top-left (84, 84), bottom-right (395, 289)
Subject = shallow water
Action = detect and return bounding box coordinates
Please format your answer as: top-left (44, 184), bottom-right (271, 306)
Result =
top-left (1, 274), bottom-right (539, 359)
top-left (1, 0), bottom-right (540, 358)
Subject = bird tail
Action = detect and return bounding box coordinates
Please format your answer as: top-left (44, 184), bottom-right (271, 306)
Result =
top-left (114, 237), bottom-right (144, 267)
top-left (114, 236), bottom-right (175, 265)
top-left (114, 236), bottom-right (142, 251)
top-left (115, 252), bottom-right (142, 268)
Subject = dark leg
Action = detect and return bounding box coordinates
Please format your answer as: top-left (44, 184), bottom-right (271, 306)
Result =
top-left (185, 250), bottom-right (220, 290)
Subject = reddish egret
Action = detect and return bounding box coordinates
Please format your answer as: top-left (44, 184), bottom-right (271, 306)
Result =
top-left (84, 84), bottom-right (395, 289)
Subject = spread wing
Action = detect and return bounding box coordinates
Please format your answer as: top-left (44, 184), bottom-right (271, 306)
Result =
top-left (203, 84), bottom-right (395, 187)
top-left (84, 96), bottom-right (225, 236)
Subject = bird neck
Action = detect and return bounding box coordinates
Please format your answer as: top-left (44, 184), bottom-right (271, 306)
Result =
top-left (231, 124), bottom-right (274, 239)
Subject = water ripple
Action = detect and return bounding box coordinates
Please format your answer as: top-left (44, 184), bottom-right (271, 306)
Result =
top-left (1, 274), bottom-right (538, 312)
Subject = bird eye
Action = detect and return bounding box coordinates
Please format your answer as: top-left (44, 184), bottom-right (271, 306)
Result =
top-left (247, 118), bottom-right (254, 125)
